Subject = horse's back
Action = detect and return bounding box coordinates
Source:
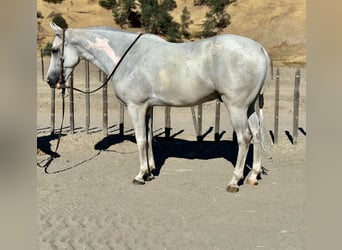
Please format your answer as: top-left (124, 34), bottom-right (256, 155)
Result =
top-left (116, 33), bottom-right (269, 107)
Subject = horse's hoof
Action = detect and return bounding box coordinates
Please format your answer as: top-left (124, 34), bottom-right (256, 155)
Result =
top-left (132, 178), bottom-right (145, 185)
top-left (246, 178), bottom-right (259, 186)
top-left (226, 185), bottom-right (239, 193)
top-left (144, 174), bottom-right (155, 182)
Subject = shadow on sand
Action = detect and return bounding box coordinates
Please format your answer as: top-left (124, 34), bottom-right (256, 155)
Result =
top-left (94, 129), bottom-right (254, 181)
top-left (37, 128), bottom-right (256, 182)
top-left (37, 133), bottom-right (66, 158)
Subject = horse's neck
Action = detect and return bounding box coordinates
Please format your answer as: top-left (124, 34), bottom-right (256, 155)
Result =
top-left (72, 29), bottom-right (136, 75)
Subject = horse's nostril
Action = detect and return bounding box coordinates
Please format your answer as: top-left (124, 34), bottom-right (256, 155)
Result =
top-left (46, 77), bottom-right (56, 88)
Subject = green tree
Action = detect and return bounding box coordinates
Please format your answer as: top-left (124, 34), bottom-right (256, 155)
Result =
top-left (52, 14), bottom-right (68, 29)
top-left (139, 0), bottom-right (160, 33)
top-left (201, 0), bottom-right (234, 37)
top-left (193, 0), bottom-right (205, 6)
top-left (98, 0), bottom-right (116, 9)
top-left (161, 0), bottom-right (177, 10)
top-left (202, 12), bottom-right (217, 37)
top-left (43, 42), bottom-right (53, 56)
top-left (43, 0), bottom-right (64, 3)
top-left (180, 7), bottom-right (192, 39)
top-left (140, 0), bottom-right (180, 38)
top-left (99, 0), bottom-right (182, 41)
top-left (113, 0), bottom-right (139, 28)
top-left (37, 11), bottom-right (43, 18)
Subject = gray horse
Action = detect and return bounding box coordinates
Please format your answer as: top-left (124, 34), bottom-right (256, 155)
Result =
top-left (46, 23), bottom-right (270, 192)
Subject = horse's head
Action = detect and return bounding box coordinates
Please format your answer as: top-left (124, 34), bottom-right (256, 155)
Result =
top-left (46, 23), bottom-right (80, 89)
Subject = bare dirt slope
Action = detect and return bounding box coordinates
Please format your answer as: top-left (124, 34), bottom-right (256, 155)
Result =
top-left (37, 0), bottom-right (306, 65)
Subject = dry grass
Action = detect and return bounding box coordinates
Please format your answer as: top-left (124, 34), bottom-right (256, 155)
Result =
top-left (37, 0), bottom-right (306, 65)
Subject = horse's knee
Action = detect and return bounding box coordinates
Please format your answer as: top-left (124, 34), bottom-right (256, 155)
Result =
top-left (237, 132), bottom-right (252, 147)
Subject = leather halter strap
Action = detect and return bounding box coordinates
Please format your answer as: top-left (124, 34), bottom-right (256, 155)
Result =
top-left (59, 29), bottom-right (66, 92)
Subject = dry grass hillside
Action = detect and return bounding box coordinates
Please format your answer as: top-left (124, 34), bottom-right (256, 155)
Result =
top-left (37, 0), bottom-right (306, 65)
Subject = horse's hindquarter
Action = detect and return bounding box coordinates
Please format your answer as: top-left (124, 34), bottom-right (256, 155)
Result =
top-left (116, 34), bottom-right (267, 107)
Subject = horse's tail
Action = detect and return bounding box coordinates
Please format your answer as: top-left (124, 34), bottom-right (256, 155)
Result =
top-left (258, 46), bottom-right (272, 156)
top-left (260, 46), bottom-right (271, 96)
top-left (257, 94), bottom-right (272, 157)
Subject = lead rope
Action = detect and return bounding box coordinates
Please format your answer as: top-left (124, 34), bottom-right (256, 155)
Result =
top-left (37, 29), bottom-right (67, 172)
top-left (37, 83), bottom-right (66, 173)
top-left (38, 31), bottom-right (143, 173)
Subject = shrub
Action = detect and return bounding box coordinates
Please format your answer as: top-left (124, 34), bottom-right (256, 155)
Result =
top-left (201, 0), bottom-right (233, 38)
top-left (43, 0), bottom-right (65, 3)
top-left (43, 42), bottom-right (53, 56)
top-left (52, 14), bottom-right (68, 29)
top-left (99, 0), bottom-right (116, 10)
top-left (181, 7), bottom-right (192, 39)
top-left (37, 11), bottom-right (43, 18)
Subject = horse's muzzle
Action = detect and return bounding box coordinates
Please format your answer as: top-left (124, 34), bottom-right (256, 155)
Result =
top-left (46, 76), bottom-right (58, 88)
top-left (47, 75), bottom-right (65, 89)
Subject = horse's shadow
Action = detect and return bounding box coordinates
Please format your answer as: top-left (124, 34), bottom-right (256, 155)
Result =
top-left (94, 130), bottom-right (254, 180)
top-left (37, 133), bottom-right (66, 157)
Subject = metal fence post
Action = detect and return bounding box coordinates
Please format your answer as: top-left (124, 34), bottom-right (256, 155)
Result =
top-left (274, 68), bottom-right (280, 144)
top-left (190, 105), bottom-right (203, 141)
top-left (197, 103), bottom-right (203, 141)
top-left (69, 72), bottom-right (74, 134)
top-left (50, 88), bottom-right (55, 134)
top-left (214, 99), bottom-right (221, 141)
top-left (41, 49), bottom-right (45, 81)
top-left (99, 69), bottom-right (102, 82)
top-left (165, 106), bottom-right (171, 138)
top-left (102, 73), bottom-right (108, 136)
top-left (293, 68), bottom-right (301, 145)
top-left (85, 60), bottom-right (90, 133)
top-left (197, 104), bottom-right (203, 141)
top-left (120, 102), bottom-right (124, 136)
top-left (191, 106), bottom-right (198, 138)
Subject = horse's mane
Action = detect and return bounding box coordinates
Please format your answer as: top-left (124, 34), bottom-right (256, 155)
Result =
top-left (78, 26), bottom-right (165, 42)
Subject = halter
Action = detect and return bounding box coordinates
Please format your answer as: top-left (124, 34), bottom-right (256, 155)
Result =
top-left (59, 30), bottom-right (144, 94)
top-left (58, 28), bottom-right (66, 94)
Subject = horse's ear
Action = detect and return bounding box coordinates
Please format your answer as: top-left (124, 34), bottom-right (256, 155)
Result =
top-left (50, 22), bottom-right (63, 37)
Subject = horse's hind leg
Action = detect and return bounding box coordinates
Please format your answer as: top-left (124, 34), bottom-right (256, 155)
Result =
top-left (224, 103), bottom-right (252, 193)
top-left (246, 111), bottom-right (262, 185)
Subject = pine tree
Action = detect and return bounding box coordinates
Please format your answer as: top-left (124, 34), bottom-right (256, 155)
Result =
top-left (201, 0), bottom-right (233, 37)
top-left (98, 0), bottom-right (116, 9)
top-left (52, 14), bottom-right (68, 29)
top-left (112, 0), bottom-right (139, 28)
top-left (181, 7), bottom-right (192, 39)
top-left (43, 0), bottom-right (64, 3)
top-left (139, 0), bottom-right (181, 41)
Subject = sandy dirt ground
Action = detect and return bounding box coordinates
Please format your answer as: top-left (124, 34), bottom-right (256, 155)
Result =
top-left (37, 59), bottom-right (306, 249)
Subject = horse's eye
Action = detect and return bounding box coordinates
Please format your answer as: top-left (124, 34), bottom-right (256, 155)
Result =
top-left (51, 48), bottom-right (58, 54)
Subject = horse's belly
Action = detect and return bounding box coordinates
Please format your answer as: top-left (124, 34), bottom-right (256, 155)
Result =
top-left (151, 80), bottom-right (218, 107)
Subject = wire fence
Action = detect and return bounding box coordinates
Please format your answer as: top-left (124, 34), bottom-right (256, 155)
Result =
top-left (39, 50), bottom-right (306, 145)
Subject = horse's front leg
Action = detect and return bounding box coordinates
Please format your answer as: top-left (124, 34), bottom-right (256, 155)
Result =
top-left (127, 104), bottom-right (151, 185)
top-left (145, 107), bottom-right (156, 181)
